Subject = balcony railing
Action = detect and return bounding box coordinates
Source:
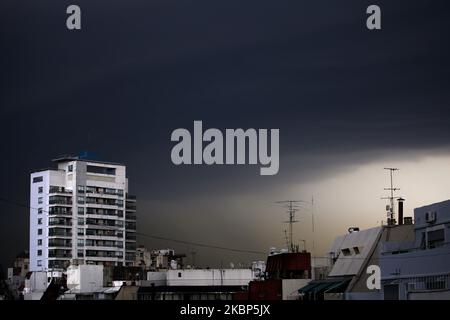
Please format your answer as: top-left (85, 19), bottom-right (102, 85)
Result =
top-left (49, 229), bottom-right (72, 237)
top-left (49, 186), bottom-right (73, 194)
top-left (85, 250), bottom-right (123, 258)
top-left (86, 229), bottom-right (123, 238)
top-left (48, 239), bottom-right (72, 247)
top-left (49, 196), bottom-right (73, 205)
top-left (126, 204), bottom-right (137, 211)
top-left (48, 207), bottom-right (72, 216)
top-left (48, 250), bottom-right (72, 258)
top-left (126, 213), bottom-right (136, 220)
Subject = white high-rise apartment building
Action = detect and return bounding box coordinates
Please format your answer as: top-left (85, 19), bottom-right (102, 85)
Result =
top-left (29, 156), bottom-right (137, 271)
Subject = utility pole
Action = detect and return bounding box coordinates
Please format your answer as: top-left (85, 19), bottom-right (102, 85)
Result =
top-left (382, 168), bottom-right (400, 224)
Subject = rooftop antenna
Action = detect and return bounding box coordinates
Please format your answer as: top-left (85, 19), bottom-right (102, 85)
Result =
top-left (382, 168), bottom-right (400, 224)
top-left (276, 200), bottom-right (301, 252)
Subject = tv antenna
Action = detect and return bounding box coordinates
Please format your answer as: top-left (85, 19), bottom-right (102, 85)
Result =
top-left (382, 168), bottom-right (400, 224)
top-left (276, 200), bottom-right (302, 252)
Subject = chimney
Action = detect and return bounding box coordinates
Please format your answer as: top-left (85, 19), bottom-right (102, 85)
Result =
top-left (397, 198), bottom-right (405, 225)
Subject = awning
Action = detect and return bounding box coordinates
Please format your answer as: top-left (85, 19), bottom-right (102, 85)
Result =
top-left (298, 282), bottom-right (320, 293)
top-left (298, 279), bottom-right (350, 294)
top-left (324, 279), bottom-right (350, 293)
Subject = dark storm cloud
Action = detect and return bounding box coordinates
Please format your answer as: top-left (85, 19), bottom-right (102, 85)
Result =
top-left (1, 0), bottom-right (449, 268)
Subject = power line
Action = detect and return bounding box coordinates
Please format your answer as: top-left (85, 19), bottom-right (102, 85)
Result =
top-left (0, 196), bottom-right (266, 256)
top-left (136, 232), bottom-right (265, 255)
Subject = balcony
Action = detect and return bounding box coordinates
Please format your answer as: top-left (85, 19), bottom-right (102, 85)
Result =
top-left (85, 250), bottom-right (123, 258)
top-left (126, 233), bottom-right (137, 241)
top-left (86, 186), bottom-right (124, 197)
top-left (48, 250), bottom-right (72, 258)
top-left (86, 208), bottom-right (123, 217)
top-left (49, 218), bottom-right (72, 227)
top-left (125, 213), bottom-right (136, 221)
top-left (126, 194), bottom-right (136, 201)
top-left (48, 207), bottom-right (72, 216)
top-left (86, 229), bottom-right (123, 238)
top-left (49, 228), bottom-right (72, 237)
top-left (86, 218), bottom-right (123, 228)
top-left (48, 239), bottom-right (72, 248)
top-left (86, 197), bottom-right (123, 207)
top-left (49, 186), bottom-right (72, 195)
top-left (126, 203), bottom-right (137, 211)
top-left (49, 196), bottom-right (73, 206)
top-left (125, 222), bottom-right (136, 231)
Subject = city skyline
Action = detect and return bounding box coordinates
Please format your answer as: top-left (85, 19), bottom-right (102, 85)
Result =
top-left (1, 0), bottom-right (450, 270)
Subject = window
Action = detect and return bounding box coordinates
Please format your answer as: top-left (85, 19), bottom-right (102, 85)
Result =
top-left (78, 196), bottom-right (85, 204)
top-left (86, 165), bottom-right (116, 175)
top-left (38, 218), bottom-right (42, 225)
top-left (33, 176), bottom-right (43, 183)
top-left (38, 208), bottom-right (43, 214)
top-left (341, 248), bottom-right (352, 256)
top-left (353, 246), bottom-right (361, 255)
top-left (78, 228), bottom-right (84, 236)
top-left (427, 229), bottom-right (445, 249)
top-left (38, 197), bottom-right (43, 204)
top-left (78, 217), bottom-right (84, 225)
top-left (68, 165), bottom-right (73, 172)
top-left (77, 239), bottom-right (84, 247)
top-left (37, 260), bottom-right (42, 267)
top-left (178, 272), bottom-right (182, 278)
top-left (38, 239), bottom-right (42, 246)
top-left (78, 207), bottom-right (84, 215)
top-left (38, 229), bottom-right (42, 235)
top-left (77, 185), bottom-right (85, 193)
top-left (37, 250), bottom-right (42, 256)
top-left (77, 250), bottom-right (84, 258)
top-left (38, 186), bottom-right (43, 194)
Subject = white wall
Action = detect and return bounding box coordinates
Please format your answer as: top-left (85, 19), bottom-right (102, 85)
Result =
top-left (67, 265), bottom-right (103, 293)
top-left (166, 269), bottom-right (255, 286)
top-left (147, 272), bottom-right (167, 286)
top-left (282, 279), bottom-right (310, 300)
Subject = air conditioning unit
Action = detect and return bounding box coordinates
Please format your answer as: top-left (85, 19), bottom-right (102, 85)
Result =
top-left (425, 211), bottom-right (437, 223)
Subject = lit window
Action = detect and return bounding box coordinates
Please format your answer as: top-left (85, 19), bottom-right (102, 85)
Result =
top-left (38, 197), bottom-right (43, 204)
top-left (78, 228), bottom-right (84, 236)
top-left (37, 260), bottom-right (42, 267)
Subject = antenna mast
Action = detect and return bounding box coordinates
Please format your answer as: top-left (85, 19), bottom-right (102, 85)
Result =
top-left (276, 200), bottom-right (301, 252)
top-left (382, 168), bottom-right (400, 225)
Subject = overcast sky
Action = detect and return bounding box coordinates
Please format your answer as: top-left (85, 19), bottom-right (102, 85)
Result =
top-left (1, 0), bottom-right (450, 269)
